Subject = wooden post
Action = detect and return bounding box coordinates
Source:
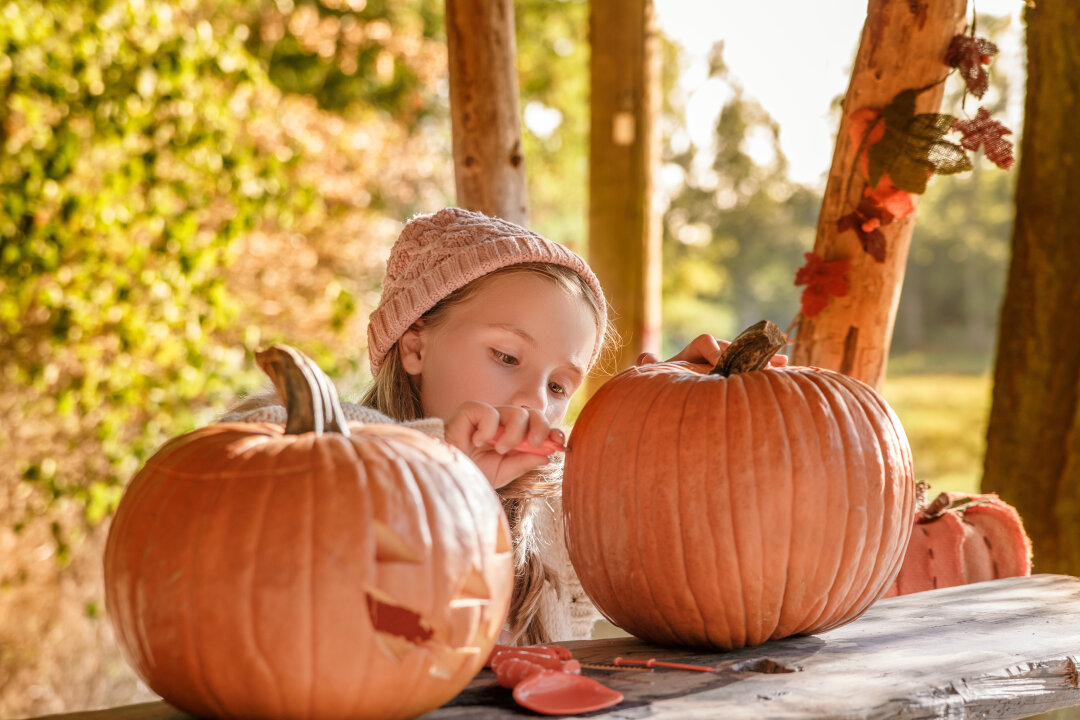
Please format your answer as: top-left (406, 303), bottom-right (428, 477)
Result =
top-left (445, 0), bottom-right (529, 225)
top-left (588, 0), bottom-right (661, 384)
top-left (789, 0), bottom-right (968, 390)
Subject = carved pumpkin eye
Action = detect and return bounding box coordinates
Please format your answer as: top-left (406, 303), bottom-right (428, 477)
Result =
top-left (104, 346), bottom-right (514, 720)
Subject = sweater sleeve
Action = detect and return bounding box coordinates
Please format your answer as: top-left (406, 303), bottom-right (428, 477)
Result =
top-left (219, 391), bottom-right (445, 440)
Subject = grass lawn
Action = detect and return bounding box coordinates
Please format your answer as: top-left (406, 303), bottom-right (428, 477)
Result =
top-left (881, 372), bottom-right (992, 497)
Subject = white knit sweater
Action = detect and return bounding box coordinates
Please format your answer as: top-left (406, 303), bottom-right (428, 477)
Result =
top-left (220, 396), bottom-right (601, 643)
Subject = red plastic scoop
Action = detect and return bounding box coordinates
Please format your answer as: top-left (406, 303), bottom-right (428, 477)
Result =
top-left (512, 669), bottom-right (624, 715)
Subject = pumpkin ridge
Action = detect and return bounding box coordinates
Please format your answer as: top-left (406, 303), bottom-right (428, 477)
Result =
top-left (565, 369), bottom-right (634, 628)
top-left (753, 370), bottom-right (794, 642)
top-left (585, 376), bottom-right (637, 624)
top-left (812, 372), bottom-right (870, 629)
top-left (627, 373), bottom-right (685, 643)
top-left (662, 373), bottom-right (711, 646)
top-left (129, 471), bottom-right (176, 682)
top-left (439, 449), bottom-right (499, 644)
top-left (242, 462), bottom-right (287, 717)
top-left (724, 374), bottom-right (753, 648)
top-left (784, 371), bottom-right (836, 633)
top-left (812, 370), bottom-right (876, 632)
top-left (839, 374), bottom-right (913, 615)
top-left (186, 470), bottom-right (232, 719)
top-left (303, 442), bottom-right (325, 718)
top-left (831, 376), bottom-right (895, 622)
top-left (216, 455), bottom-right (284, 716)
top-left (343, 455), bottom-right (377, 720)
top-left (768, 370), bottom-right (820, 638)
top-left (734, 373), bottom-right (766, 645)
top-left (702, 374), bottom-right (735, 647)
top-left (680, 374), bottom-right (726, 647)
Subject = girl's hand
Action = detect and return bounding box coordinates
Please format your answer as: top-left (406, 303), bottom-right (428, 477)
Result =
top-left (444, 401), bottom-right (565, 490)
top-left (635, 333), bottom-right (789, 368)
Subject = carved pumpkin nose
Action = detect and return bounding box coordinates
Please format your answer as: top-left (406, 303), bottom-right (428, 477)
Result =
top-left (104, 346), bottom-right (513, 720)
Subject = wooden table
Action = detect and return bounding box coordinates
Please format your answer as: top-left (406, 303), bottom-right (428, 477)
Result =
top-left (38, 574), bottom-right (1080, 720)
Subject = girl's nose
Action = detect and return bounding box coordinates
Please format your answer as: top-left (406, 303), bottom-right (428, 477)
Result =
top-left (511, 383), bottom-right (546, 413)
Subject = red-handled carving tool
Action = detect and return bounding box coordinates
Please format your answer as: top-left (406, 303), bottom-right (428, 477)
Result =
top-left (488, 426), bottom-right (565, 456)
top-left (612, 656), bottom-right (719, 672)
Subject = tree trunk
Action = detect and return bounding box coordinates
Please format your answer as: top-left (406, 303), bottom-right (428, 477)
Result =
top-left (588, 0), bottom-right (660, 383)
top-left (983, 2), bottom-right (1080, 576)
top-left (446, 0), bottom-right (529, 225)
top-left (790, 0), bottom-right (967, 390)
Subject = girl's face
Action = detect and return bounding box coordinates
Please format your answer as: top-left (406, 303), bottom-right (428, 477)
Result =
top-left (402, 272), bottom-right (598, 427)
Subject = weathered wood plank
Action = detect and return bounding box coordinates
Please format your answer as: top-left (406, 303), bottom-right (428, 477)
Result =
top-left (30, 575), bottom-right (1080, 720)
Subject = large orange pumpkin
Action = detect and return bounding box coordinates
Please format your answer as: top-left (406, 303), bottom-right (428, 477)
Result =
top-left (104, 346), bottom-right (512, 720)
top-left (563, 321), bottom-right (916, 649)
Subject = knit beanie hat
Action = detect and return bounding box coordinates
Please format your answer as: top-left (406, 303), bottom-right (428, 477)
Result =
top-left (367, 207), bottom-right (607, 376)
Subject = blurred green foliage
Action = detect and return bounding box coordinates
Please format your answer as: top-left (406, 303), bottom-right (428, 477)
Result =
top-left (882, 373), bottom-right (990, 496)
top-left (0, 0), bottom-right (315, 526)
top-left (659, 46), bottom-right (820, 351)
top-left (516, 0), bottom-right (588, 246)
top-left (240, 0), bottom-right (446, 121)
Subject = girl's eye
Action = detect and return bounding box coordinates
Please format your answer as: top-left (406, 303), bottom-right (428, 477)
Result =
top-left (548, 381), bottom-right (567, 397)
top-left (492, 349), bottom-right (518, 366)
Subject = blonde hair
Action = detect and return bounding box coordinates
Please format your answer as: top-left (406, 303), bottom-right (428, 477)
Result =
top-left (361, 262), bottom-right (616, 644)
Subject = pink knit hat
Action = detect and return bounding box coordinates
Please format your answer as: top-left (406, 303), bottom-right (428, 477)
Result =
top-left (367, 207), bottom-right (607, 376)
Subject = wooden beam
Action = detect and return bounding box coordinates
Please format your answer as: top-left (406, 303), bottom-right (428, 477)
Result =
top-left (588, 0), bottom-right (661, 384)
top-left (790, 0), bottom-right (967, 390)
top-left (446, 0), bottom-right (529, 225)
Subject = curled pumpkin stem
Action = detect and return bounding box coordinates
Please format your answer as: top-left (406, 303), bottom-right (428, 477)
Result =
top-left (711, 320), bottom-right (788, 377)
top-left (255, 345), bottom-right (350, 436)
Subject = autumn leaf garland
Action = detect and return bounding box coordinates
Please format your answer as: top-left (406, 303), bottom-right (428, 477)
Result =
top-left (794, 22), bottom-right (1016, 320)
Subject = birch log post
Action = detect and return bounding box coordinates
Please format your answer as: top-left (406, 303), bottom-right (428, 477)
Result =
top-left (588, 0), bottom-right (661, 384)
top-left (446, 0), bottom-right (529, 225)
top-left (790, 0), bottom-right (968, 390)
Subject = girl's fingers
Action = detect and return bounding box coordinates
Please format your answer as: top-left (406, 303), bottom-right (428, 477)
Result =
top-left (483, 409), bottom-right (563, 456)
top-left (524, 407), bottom-right (553, 449)
top-left (490, 406), bottom-right (530, 453)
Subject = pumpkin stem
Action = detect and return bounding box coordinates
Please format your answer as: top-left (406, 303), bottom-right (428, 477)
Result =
top-left (711, 320), bottom-right (788, 377)
top-left (255, 345), bottom-right (351, 436)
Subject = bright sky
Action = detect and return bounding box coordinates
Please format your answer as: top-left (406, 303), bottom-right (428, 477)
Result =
top-left (654, 0), bottom-right (1026, 188)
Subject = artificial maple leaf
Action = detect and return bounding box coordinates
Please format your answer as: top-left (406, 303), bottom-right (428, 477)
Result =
top-left (794, 252), bottom-right (851, 317)
top-left (847, 107), bottom-right (920, 218)
top-left (945, 34), bottom-right (999, 99)
top-left (837, 197), bottom-right (892, 263)
top-left (867, 89), bottom-right (973, 194)
top-left (867, 175), bottom-right (917, 219)
top-left (954, 107), bottom-right (1016, 170)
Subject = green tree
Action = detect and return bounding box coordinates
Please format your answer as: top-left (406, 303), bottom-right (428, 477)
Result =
top-left (1, 0), bottom-right (311, 526)
top-left (660, 45), bottom-right (819, 354)
top-left (892, 14), bottom-right (1016, 369)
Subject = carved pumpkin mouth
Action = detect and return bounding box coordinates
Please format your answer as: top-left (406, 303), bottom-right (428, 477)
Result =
top-left (367, 594), bottom-right (435, 644)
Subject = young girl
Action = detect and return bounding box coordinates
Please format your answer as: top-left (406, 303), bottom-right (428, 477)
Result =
top-left (224, 207), bottom-right (758, 644)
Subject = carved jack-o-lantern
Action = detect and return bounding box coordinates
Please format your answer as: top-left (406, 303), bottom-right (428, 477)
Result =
top-left (104, 346), bottom-right (513, 720)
